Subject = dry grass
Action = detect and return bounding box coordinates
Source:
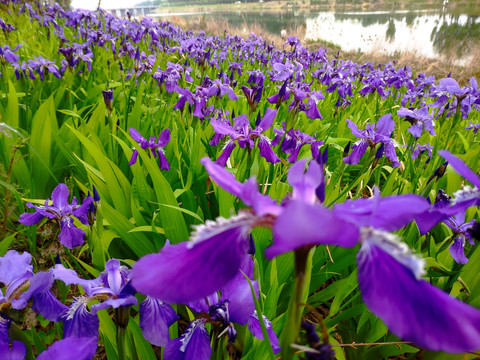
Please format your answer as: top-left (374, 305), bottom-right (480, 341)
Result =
top-left (162, 13), bottom-right (480, 84)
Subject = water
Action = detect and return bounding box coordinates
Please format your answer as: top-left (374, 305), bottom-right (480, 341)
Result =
top-left (149, 2), bottom-right (480, 63)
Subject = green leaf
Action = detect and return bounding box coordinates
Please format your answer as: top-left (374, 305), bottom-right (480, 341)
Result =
top-left (0, 232), bottom-right (16, 256)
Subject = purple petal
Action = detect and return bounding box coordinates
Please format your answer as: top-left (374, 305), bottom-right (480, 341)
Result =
top-left (345, 119), bottom-right (364, 138)
top-left (357, 241), bottom-right (480, 353)
top-left (215, 141), bottom-right (236, 167)
top-left (157, 150), bottom-right (170, 170)
top-left (37, 337), bottom-right (97, 360)
top-left (304, 97), bottom-right (322, 120)
top-left (343, 141), bottom-right (368, 164)
top-left (258, 138), bottom-right (280, 164)
top-left (383, 142), bottom-right (400, 167)
top-left (376, 114), bottom-right (394, 136)
top-left (0, 250), bottom-right (33, 286)
top-left (449, 236), bottom-right (469, 264)
top-left (0, 316), bottom-right (10, 345)
top-left (32, 290), bottom-right (69, 322)
top-left (129, 149), bottom-right (139, 166)
top-left (267, 200), bottom-right (359, 259)
top-left (408, 122), bottom-right (423, 138)
top-left (59, 217), bottom-right (86, 249)
top-left (73, 197), bottom-right (93, 226)
top-left (51, 264), bottom-right (101, 289)
top-left (18, 210), bottom-right (45, 225)
top-left (334, 193), bottom-right (430, 232)
top-left (247, 313), bottom-right (280, 354)
top-left (438, 150), bottom-right (480, 189)
top-left (157, 129), bottom-right (171, 147)
top-left (287, 160), bottom-right (322, 204)
top-left (51, 183), bottom-right (70, 210)
top-left (90, 296), bottom-right (137, 313)
top-left (132, 214), bottom-right (254, 303)
top-left (129, 128), bottom-right (145, 143)
top-left (105, 259), bottom-right (122, 295)
top-left (61, 298), bottom-right (99, 338)
top-left (202, 157), bottom-right (243, 196)
top-left (220, 266), bottom-right (258, 325)
top-left (440, 78), bottom-right (462, 96)
top-left (257, 108), bottom-right (277, 131)
top-left (0, 341), bottom-right (26, 360)
top-left (140, 297), bottom-right (179, 347)
top-left (163, 320), bottom-right (211, 360)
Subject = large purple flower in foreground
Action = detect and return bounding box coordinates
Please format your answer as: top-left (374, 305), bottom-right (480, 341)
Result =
top-left (343, 114), bottom-right (399, 167)
top-left (18, 183), bottom-right (92, 248)
top-left (328, 188), bottom-right (480, 353)
top-left (357, 228), bottom-right (480, 353)
top-left (132, 158), bottom-right (354, 302)
top-left (128, 127), bottom-right (171, 170)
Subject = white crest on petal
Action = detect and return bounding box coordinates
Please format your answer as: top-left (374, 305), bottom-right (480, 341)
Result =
top-left (188, 212), bottom-right (257, 249)
top-left (65, 295), bottom-right (92, 321)
top-left (180, 318), bottom-right (207, 352)
top-left (452, 186), bottom-right (480, 205)
top-left (360, 227), bottom-right (426, 279)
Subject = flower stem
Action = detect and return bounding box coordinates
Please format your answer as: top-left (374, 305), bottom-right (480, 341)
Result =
top-left (280, 246), bottom-right (315, 360)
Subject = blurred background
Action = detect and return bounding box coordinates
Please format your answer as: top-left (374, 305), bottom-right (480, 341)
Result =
top-left (65, 0), bottom-right (480, 81)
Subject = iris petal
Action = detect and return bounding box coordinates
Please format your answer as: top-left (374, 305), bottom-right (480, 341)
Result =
top-left (357, 241), bottom-right (480, 353)
top-left (267, 200), bottom-right (359, 259)
top-left (37, 337), bottom-right (97, 360)
top-left (139, 297), bottom-right (179, 347)
top-left (132, 214), bottom-right (253, 303)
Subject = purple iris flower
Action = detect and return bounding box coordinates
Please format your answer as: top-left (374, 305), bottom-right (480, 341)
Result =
top-left (207, 76), bottom-right (239, 101)
top-left (411, 143), bottom-right (433, 161)
top-left (210, 108), bottom-right (280, 166)
top-left (102, 89), bottom-right (113, 113)
top-left (0, 315), bottom-right (26, 360)
top-left (241, 84), bottom-right (263, 114)
top-left (131, 157), bottom-right (282, 304)
top-left (128, 128), bottom-right (171, 170)
top-left (343, 114), bottom-right (399, 167)
top-left (19, 184), bottom-right (93, 249)
top-left (328, 187), bottom-right (480, 353)
top-left (271, 60), bottom-right (304, 82)
top-left (163, 257), bottom-right (279, 358)
top-left (397, 106), bottom-right (436, 138)
top-left (466, 121), bottom-right (480, 133)
top-left (51, 259), bottom-right (177, 348)
top-left (356, 227), bottom-right (480, 353)
top-left (443, 213), bottom-right (476, 264)
top-left (0, 251), bottom-right (68, 359)
top-left (131, 158), bottom-right (355, 302)
top-left (438, 150), bottom-right (480, 209)
top-left (0, 44), bottom-right (21, 64)
top-left (272, 124), bottom-right (324, 163)
top-left (27, 56), bottom-right (61, 80)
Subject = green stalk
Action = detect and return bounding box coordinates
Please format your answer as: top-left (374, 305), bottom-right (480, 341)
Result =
top-left (280, 246), bottom-right (315, 360)
top-left (115, 307), bottom-right (130, 360)
top-left (116, 326), bottom-right (126, 360)
top-left (8, 322), bottom-right (34, 360)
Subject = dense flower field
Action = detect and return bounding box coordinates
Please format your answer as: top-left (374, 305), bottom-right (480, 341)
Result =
top-left (1, 1), bottom-right (480, 359)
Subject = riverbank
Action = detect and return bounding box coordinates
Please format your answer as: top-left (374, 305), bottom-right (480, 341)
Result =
top-left (152, 0), bottom-right (480, 16)
top-left (160, 12), bottom-right (480, 84)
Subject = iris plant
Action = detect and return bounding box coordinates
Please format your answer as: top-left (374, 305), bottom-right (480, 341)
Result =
top-left (132, 156), bottom-right (480, 355)
top-left (128, 127), bottom-right (171, 170)
top-left (343, 114), bottom-right (399, 167)
top-left (19, 184), bottom-right (93, 249)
